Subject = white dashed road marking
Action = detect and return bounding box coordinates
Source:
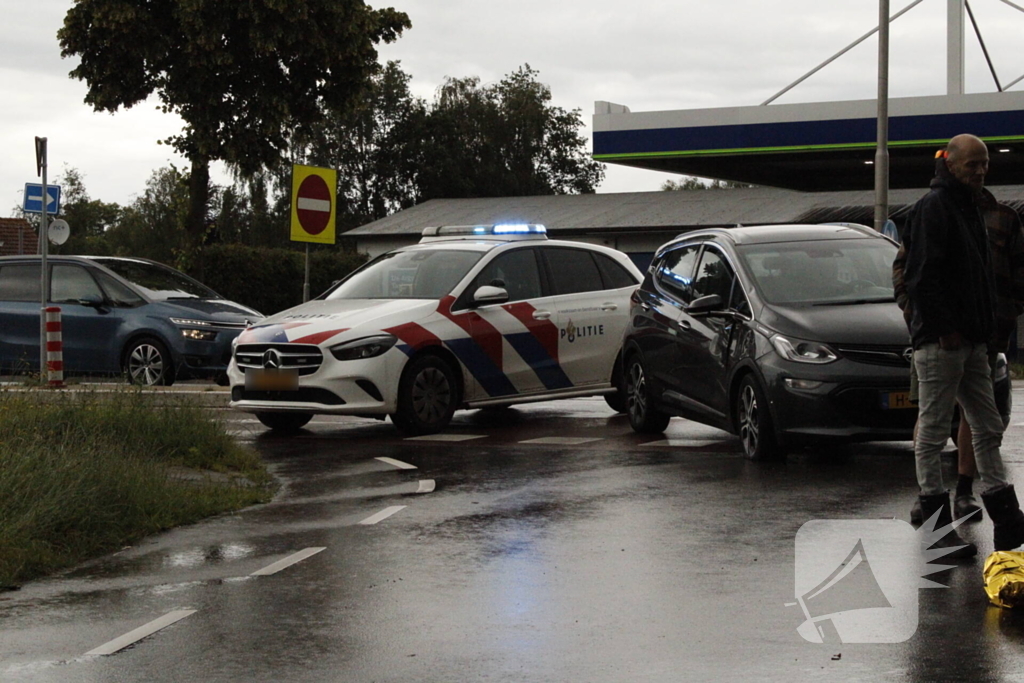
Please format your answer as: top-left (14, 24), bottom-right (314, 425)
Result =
top-left (376, 457), bottom-right (418, 470)
top-left (250, 547), bottom-right (326, 577)
top-left (85, 610), bottom-right (196, 656)
top-left (404, 434), bottom-right (487, 442)
top-left (359, 506), bottom-right (407, 525)
top-left (519, 437), bottom-right (604, 445)
top-left (416, 479), bottom-right (436, 493)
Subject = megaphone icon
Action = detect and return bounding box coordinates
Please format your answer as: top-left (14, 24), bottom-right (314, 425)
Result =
top-left (791, 539), bottom-right (893, 643)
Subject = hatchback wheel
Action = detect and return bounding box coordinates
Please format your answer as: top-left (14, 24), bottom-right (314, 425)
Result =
top-left (625, 355), bottom-right (670, 433)
top-left (124, 338), bottom-right (175, 386)
top-left (256, 412), bottom-right (313, 433)
top-left (392, 355), bottom-right (459, 435)
top-left (604, 357), bottom-right (628, 414)
top-left (735, 375), bottom-right (780, 460)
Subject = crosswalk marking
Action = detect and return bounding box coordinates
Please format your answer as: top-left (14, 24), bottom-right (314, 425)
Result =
top-left (404, 434), bottom-right (487, 442)
top-left (519, 436), bottom-right (604, 445)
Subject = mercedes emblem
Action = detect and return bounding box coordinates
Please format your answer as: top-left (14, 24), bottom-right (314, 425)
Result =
top-left (262, 348), bottom-right (282, 369)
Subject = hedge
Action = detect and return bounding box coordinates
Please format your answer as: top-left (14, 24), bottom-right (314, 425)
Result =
top-left (189, 244), bottom-right (368, 316)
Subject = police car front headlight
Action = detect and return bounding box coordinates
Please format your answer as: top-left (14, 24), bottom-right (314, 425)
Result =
top-left (329, 335), bottom-right (398, 361)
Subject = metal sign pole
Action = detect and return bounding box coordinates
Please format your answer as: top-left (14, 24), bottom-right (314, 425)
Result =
top-left (874, 0), bottom-right (890, 233)
top-left (36, 137), bottom-right (49, 375)
top-left (304, 243), bottom-right (311, 303)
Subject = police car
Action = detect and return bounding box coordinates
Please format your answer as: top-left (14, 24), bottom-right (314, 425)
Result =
top-left (227, 225), bottom-right (642, 433)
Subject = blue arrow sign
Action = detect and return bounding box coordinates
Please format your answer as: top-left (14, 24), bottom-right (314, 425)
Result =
top-left (23, 183), bottom-right (61, 215)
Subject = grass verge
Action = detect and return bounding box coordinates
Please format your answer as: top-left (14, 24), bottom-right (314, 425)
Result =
top-left (0, 388), bottom-right (275, 587)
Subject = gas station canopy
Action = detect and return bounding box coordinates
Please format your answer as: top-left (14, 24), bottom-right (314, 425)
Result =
top-left (592, 91), bottom-right (1024, 192)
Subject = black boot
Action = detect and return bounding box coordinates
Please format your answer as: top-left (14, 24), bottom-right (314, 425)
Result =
top-left (910, 498), bottom-right (923, 526)
top-left (918, 493), bottom-right (977, 559)
top-left (981, 485), bottom-right (1024, 551)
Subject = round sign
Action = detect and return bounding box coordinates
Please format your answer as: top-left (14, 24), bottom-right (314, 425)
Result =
top-left (295, 175), bottom-right (332, 235)
top-left (48, 219), bottom-right (70, 245)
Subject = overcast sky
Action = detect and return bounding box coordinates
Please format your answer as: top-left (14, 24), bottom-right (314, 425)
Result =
top-left (6, 0), bottom-right (1024, 215)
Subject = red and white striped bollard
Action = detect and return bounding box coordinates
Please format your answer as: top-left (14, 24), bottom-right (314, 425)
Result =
top-left (44, 306), bottom-right (64, 387)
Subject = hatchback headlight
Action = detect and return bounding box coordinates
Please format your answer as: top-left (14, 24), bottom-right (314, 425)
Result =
top-left (770, 334), bottom-right (837, 364)
top-left (181, 328), bottom-right (218, 341)
top-left (329, 335), bottom-right (398, 361)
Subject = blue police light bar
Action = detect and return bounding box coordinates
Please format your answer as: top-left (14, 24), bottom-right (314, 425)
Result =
top-left (420, 224), bottom-right (548, 240)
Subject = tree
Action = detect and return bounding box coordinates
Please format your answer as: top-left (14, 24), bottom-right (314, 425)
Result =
top-left (104, 166), bottom-right (191, 265)
top-left (415, 65), bottom-right (604, 200)
top-left (296, 61), bottom-right (426, 227)
top-left (58, 0), bottom-right (411, 250)
top-left (52, 167), bottom-right (121, 255)
top-left (662, 176), bottom-right (754, 191)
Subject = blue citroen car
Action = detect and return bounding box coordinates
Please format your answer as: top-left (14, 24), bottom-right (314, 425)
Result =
top-left (0, 255), bottom-right (262, 385)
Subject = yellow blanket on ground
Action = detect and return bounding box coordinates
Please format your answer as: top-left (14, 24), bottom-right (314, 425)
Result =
top-left (984, 551), bottom-right (1024, 608)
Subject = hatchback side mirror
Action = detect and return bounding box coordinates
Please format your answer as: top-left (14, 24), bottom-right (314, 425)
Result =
top-left (471, 285), bottom-right (509, 307)
top-left (687, 294), bottom-right (723, 316)
top-left (76, 295), bottom-right (106, 309)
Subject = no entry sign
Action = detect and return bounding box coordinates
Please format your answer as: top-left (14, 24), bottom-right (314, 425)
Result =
top-left (290, 165), bottom-right (337, 244)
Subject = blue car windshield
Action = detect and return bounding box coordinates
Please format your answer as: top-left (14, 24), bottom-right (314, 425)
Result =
top-left (739, 239), bottom-right (897, 305)
top-left (91, 258), bottom-right (220, 300)
top-left (327, 249), bottom-right (484, 300)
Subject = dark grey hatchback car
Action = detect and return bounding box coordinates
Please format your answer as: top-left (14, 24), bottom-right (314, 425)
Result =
top-left (0, 255), bottom-right (262, 385)
top-left (621, 224), bottom-right (921, 459)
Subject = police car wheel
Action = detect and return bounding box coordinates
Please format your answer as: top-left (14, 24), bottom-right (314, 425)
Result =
top-left (392, 355), bottom-right (459, 435)
top-left (123, 337), bottom-right (175, 386)
top-left (256, 412), bottom-right (313, 433)
top-left (625, 354), bottom-right (670, 433)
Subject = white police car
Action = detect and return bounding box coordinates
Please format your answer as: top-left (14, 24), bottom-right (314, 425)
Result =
top-left (227, 225), bottom-right (642, 433)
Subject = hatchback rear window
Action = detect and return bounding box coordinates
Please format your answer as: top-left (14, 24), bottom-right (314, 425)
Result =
top-left (0, 265), bottom-right (41, 302)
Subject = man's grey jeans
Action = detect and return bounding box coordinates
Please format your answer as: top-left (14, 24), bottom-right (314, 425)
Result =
top-left (914, 341), bottom-right (1009, 496)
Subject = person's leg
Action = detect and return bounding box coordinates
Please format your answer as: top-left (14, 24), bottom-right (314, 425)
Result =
top-left (956, 345), bottom-right (1007, 491)
top-left (915, 343), bottom-right (964, 495)
top-left (958, 344), bottom-right (1024, 550)
top-left (955, 417), bottom-right (982, 521)
top-left (914, 342), bottom-right (976, 556)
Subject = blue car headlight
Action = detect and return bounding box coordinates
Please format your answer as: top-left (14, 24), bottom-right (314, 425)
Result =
top-left (770, 334), bottom-right (838, 364)
top-left (329, 335), bottom-right (398, 361)
top-left (170, 318), bottom-right (219, 342)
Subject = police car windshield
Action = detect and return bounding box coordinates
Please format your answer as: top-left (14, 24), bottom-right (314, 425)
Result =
top-left (739, 239), bottom-right (897, 305)
top-left (327, 249), bottom-right (484, 300)
top-left (91, 258), bottom-right (220, 300)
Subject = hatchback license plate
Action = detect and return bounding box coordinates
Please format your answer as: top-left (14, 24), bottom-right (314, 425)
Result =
top-left (246, 369), bottom-right (299, 391)
top-left (880, 391), bottom-right (914, 410)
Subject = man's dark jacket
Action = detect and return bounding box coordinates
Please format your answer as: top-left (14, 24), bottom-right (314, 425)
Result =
top-left (902, 160), bottom-right (998, 348)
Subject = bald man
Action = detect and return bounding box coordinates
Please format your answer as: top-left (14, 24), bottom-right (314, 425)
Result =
top-left (903, 134), bottom-right (1024, 557)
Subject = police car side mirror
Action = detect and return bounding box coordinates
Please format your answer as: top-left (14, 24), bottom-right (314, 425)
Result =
top-left (471, 285), bottom-right (509, 307)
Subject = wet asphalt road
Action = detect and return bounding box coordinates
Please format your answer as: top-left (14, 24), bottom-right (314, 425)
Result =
top-left (4, 392), bottom-right (1024, 681)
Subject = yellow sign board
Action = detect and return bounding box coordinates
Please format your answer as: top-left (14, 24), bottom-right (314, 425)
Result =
top-left (290, 164), bottom-right (337, 244)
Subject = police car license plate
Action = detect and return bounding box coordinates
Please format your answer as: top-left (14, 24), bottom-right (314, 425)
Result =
top-left (880, 390), bottom-right (914, 410)
top-left (246, 369), bottom-right (299, 391)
